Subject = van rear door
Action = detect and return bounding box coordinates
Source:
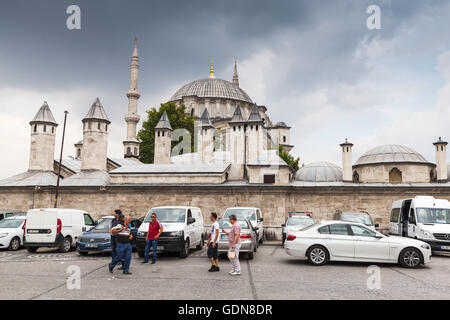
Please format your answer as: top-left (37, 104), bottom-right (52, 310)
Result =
top-left (25, 209), bottom-right (58, 243)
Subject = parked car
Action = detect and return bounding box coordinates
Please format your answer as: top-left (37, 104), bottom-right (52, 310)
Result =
top-left (389, 196), bottom-right (450, 252)
top-left (24, 208), bottom-right (96, 253)
top-left (0, 216), bottom-right (26, 251)
top-left (223, 207), bottom-right (264, 243)
top-left (281, 213), bottom-right (315, 246)
top-left (284, 220), bottom-right (431, 268)
top-left (76, 216), bottom-right (141, 255)
top-left (334, 211), bottom-right (378, 230)
top-left (0, 210), bottom-right (26, 221)
top-left (136, 206), bottom-right (204, 259)
top-left (217, 218), bottom-right (257, 259)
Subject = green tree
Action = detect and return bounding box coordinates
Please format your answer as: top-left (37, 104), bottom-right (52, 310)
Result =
top-left (137, 102), bottom-right (195, 163)
top-left (278, 145), bottom-right (300, 172)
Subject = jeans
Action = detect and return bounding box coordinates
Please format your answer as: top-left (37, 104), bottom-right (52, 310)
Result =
top-left (229, 243), bottom-right (241, 273)
top-left (109, 243), bottom-right (132, 273)
top-left (144, 240), bottom-right (158, 263)
top-left (111, 236), bottom-right (123, 266)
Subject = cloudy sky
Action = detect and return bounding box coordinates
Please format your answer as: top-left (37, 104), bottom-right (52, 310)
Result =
top-left (1, 0), bottom-right (450, 179)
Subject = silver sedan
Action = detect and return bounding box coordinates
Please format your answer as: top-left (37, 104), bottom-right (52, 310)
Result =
top-left (216, 219), bottom-right (257, 259)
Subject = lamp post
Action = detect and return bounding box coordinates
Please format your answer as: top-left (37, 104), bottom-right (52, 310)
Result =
top-left (54, 111), bottom-right (69, 208)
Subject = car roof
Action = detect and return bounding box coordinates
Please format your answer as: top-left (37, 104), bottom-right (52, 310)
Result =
top-left (28, 208), bottom-right (87, 213)
top-left (320, 220), bottom-right (367, 226)
top-left (150, 206), bottom-right (200, 210)
top-left (225, 207), bottom-right (259, 210)
top-left (3, 216), bottom-right (25, 220)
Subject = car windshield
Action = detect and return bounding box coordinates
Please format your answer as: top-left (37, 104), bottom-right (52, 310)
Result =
top-left (340, 213), bottom-right (373, 226)
top-left (0, 219), bottom-right (24, 228)
top-left (93, 218), bottom-right (113, 230)
top-left (218, 220), bottom-right (250, 229)
top-left (287, 217), bottom-right (314, 227)
top-left (223, 209), bottom-right (256, 221)
top-left (416, 208), bottom-right (450, 224)
top-left (145, 208), bottom-right (186, 223)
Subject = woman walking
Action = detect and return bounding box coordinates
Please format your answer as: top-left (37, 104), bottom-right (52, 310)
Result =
top-left (221, 214), bottom-right (241, 276)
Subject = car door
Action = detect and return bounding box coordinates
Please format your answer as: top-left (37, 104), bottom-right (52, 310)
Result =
top-left (83, 213), bottom-right (95, 233)
top-left (324, 224), bottom-right (355, 259)
top-left (186, 209), bottom-right (195, 247)
top-left (256, 209), bottom-right (263, 239)
top-left (407, 208), bottom-right (417, 238)
top-left (389, 208), bottom-right (401, 235)
top-left (350, 225), bottom-right (390, 261)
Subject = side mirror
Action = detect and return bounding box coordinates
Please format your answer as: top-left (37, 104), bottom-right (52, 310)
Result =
top-left (374, 234), bottom-right (384, 239)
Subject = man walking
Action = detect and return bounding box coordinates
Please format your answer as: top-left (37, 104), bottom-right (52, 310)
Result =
top-left (207, 212), bottom-right (220, 272)
top-left (110, 210), bottom-right (123, 265)
top-left (109, 216), bottom-right (133, 275)
top-left (142, 213), bottom-right (163, 265)
top-left (221, 214), bottom-right (241, 276)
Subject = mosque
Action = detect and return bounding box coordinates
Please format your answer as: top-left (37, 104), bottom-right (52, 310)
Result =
top-left (1, 38), bottom-right (449, 237)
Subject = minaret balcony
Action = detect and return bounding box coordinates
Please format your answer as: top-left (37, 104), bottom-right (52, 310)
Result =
top-left (126, 90), bottom-right (141, 99)
top-left (125, 114), bottom-right (140, 123)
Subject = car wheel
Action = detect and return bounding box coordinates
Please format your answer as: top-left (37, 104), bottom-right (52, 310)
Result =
top-left (248, 252), bottom-right (254, 260)
top-left (137, 249), bottom-right (145, 258)
top-left (306, 245), bottom-right (328, 266)
top-left (196, 235), bottom-right (204, 250)
top-left (180, 239), bottom-right (189, 258)
top-left (78, 251), bottom-right (88, 256)
top-left (26, 246), bottom-right (38, 253)
top-left (59, 237), bottom-right (72, 253)
top-left (9, 237), bottom-right (21, 251)
top-left (399, 247), bottom-right (422, 268)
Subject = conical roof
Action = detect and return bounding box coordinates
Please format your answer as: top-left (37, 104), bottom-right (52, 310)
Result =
top-left (248, 104), bottom-right (263, 122)
top-left (30, 102), bottom-right (58, 126)
top-left (229, 105), bottom-right (245, 123)
top-left (199, 108), bottom-right (213, 128)
top-left (83, 98), bottom-right (110, 123)
top-left (155, 111), bottom-right (172, 130)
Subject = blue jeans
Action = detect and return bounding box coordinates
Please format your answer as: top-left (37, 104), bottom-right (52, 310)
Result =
top-left (144, 240), bottom-right (158, 263)
top-left (110, 236), bottom-right (123, 266)
top-left (109, 243), bottom-right (132, 273)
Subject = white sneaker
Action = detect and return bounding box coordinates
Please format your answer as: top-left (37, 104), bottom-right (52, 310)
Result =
top-left (230, 271), bottom-right (241, 276)
top-left (228, 270), bottom-right (235, 274)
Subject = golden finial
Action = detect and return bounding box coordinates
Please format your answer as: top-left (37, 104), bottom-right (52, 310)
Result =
top-left (209, 60), bottom-right (216, 79)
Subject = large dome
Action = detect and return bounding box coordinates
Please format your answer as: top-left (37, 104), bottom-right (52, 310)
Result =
top-left (295, 162), bottom-right (343, 182)
top-left (169, 78), bottom-right (253, 104)
top-left (354, 145), bottom-right (431, 167)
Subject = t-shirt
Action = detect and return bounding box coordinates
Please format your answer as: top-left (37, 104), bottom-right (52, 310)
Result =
top-left (209, 222), bottom-right (219, 244)
top-left (229, 222), bottom-right (241, 245)
top-left (147, 220), bottom-right (162, 240)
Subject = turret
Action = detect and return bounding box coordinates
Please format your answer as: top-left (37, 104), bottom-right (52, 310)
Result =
top-left (228, 105), bottom-right (246, 180)
top-left (197, 109), bottom-right (214, 163)
top-left (123, 37), bottom-right (141, 158)
top-left (81, 98), bottom-right (111, 171)
top-left (29, 102), bottom-right (58, 171)
top-left (433, 137), bottom-right (448, 182)
top-left (154, 111), bottom-right (172, 164)
top-left (247, 104), bottom-right (264, 163)
top-left (340, 138), bottom-right (353, 182)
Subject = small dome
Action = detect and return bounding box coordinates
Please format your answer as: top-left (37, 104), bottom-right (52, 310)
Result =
top-left (275, 121), bottom-right (288, 127)
top-left (295, 162), bottom-right (342, 182)
top-left (169, 78), bottom-right (253, 104)
top-left (355, 145), bottom-right (430, 166)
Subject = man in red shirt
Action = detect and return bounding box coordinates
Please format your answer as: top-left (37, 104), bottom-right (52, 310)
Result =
top-left (142, 213), bottom-right (163, 265)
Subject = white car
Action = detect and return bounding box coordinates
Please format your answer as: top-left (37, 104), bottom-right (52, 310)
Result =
top-left (0, 216), bottom-right (26, 251)
top-left (285, 221), bottom-right (431, 268)
top-left (223, 207), bottom-right (264, 243)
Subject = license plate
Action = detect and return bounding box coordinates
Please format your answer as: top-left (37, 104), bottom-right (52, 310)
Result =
top-left (86, 244), bottom-right (98, 248)
top-left (441, 246), bottom-right (450, 251)
top-left (157, 246), bottom-right (164, 250)
top-left (27, 229), bottom-right (39, 234)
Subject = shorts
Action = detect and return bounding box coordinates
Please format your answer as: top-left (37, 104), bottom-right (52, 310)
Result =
top-left (207, 243), bottom-right (218, 260)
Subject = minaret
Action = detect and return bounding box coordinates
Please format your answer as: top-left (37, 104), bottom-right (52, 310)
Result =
top-left (340, 138), bottom-right (354, 182)
top-left (81, 98), bottom-right (111, 171)
top-left (232, 59), bottom-right (239, 86)
top-left (154, 111), bottom-right (173, 164)
top-left (29, 102), bottom-right (58, 171)
top-left (247, 104), bottom-right (264, 163)
top-left (123, 37), bottom-right (141, 159)
top-left (433, 137), bottom-right (448, 182)
top-left (228, 105), bottom-right (246, 180)
top-left (197, 109), bottom-right (214, 163)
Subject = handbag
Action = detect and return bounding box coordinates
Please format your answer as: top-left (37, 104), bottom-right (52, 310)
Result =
top-left (228, 249), bottom-right (236, 259)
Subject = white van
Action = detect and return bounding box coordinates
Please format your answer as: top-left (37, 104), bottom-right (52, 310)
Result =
top-left (136, 206), bottom-right (204, 258)
top-left (389, 196), bottom-right (450, 252)
top-left (223, 207), bottom-right (264, 243)
top-left (24, 208), bottom-right (96, 253)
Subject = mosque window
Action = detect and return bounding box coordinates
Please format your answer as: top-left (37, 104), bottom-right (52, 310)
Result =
top-left (127, 147), bottom-right (131, 155)
top-left (33, 125), bottom-right (37, 133)
top-left (162, 131), bottom-right (165, 137)
top-left (98, 122), bottom-right (101, 130)
top-left (283, 135), bottom-right (286, 143)
top-left (52, 127), bottom-right (54, 134)
top-left (190, 108), bottom-right (194, 117)
top-left (134, 148), bottom-right (138, 156)
top-left (105, 124), bottom-right (108, 132)
top-left (77, 149), bottom-right (81, 158)
top-left (264, 174), bottom-right (276, 184)
top-left (157, 131), bottom-right (160, 137)
top-left (256, 125), bottom-right (258, 131)
top-left (88, 122), bottom-right (92, 130)
top-left (389, 168), bottom-right (403, 184)
top-left (352, 171), bottom-right (360, 183)
top-left (43, 125), bottom-right (47, 132)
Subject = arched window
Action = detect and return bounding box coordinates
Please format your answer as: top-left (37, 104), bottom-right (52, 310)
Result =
top-left (389, 168), bottom-right (403, 184)
top-left (33, 125), bottom-right (37, 133)
top-left (77, 148), bottom-right (81, 158)
top-left (430, 169), bottom-right (437, 182)
top-left (134, 148), bottom-right (138, 156)
top-left (190, 108), bottom-right (194, 117)
top-left (43, 125), bottom-right (47, 133)
top-left (352, 171), bottom-right (360, 183)
top-left (127, 147), bottom-right (131, 155)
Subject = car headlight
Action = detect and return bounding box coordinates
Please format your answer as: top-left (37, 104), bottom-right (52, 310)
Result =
top-left (169, 231), bottom-right (183, 237)
top-left (137, 231), bottom-right (146, 237)
top-left (420, 230), bottom-right (434, 239)
top-left (421, 244), bottom-right (431, 250)
top-left (0, 233), bottom-right (9, 238)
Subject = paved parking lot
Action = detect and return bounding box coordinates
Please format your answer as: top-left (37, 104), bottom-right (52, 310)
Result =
top-left (0, 244), bottom-right (449, 300)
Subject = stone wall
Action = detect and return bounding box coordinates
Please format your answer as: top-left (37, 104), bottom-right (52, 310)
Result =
top-left (1, 185), bottom-right (450, 240)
